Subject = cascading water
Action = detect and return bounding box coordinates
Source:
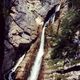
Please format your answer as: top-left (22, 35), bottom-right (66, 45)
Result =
top-left (28, 4), bottom-right (61, 80)
top-left (4, 54), bottom-right (25, 80)
top-left (12, 54), bottom-right (25, 72)
top-left (28, 27), bottom-right (46, 80)
top-left (9, 54), bottom-right (25, 80)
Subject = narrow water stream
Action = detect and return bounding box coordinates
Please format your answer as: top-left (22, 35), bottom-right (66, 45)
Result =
top-left (4, 54), bottom-right (25, 80)
top-left (27, 27), bottom-right (46, 80)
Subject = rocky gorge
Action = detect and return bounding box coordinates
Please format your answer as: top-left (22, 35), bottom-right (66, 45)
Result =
top-left (0, 0), bottom-right (80, 80)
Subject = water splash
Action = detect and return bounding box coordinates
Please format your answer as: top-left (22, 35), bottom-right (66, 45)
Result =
top-left (28, 27), bottom-right (46, 80)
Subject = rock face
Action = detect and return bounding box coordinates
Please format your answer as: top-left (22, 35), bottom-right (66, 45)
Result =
top-left (0, 0), bottom-right (5, 79)
top-left (2, 0), bottom-right (62, 78)
top-left (2, 0), bottom-right (80, 80)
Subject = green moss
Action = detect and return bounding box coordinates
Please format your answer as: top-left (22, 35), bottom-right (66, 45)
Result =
top-left (49, 74), bottom-right (53, 78)
top-left (47, 59), bottom-right (64, 70)
top-left (61, 10), bottom-right (80, 35)
top-left (54, 74), bottom-right (69, 80)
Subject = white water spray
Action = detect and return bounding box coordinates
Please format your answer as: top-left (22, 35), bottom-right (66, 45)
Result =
top-left (28, 27), bottom-right (46, 80)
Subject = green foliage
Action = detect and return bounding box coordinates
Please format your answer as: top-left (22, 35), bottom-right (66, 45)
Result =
top-left (61, 10), bottom-right (80, 36)
top-left (68, 0), bottom-right (80, 9)
top-left (54, 74), bottom-right (68, 80)
top-left (51, 9), bottom-right (80, 62)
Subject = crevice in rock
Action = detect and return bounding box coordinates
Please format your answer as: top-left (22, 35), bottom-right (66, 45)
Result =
top-left (43, 4), bottom-right (59, 27)
top-left (56, 65), bottom-right (80, 74)
top-left (0, 0), bottom-right (5, 79)
top-left (10, 15), bottom-right (31, 36)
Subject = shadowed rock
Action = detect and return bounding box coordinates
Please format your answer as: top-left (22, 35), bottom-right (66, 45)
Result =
top-left (56, 65), bottom-right (80, 74)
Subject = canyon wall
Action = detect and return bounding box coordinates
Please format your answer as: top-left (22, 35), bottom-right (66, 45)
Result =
top-left (1, 0), bottom-right (62, 77)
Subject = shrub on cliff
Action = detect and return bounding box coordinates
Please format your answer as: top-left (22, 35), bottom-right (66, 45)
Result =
top-left (51, 9), bottom-right (80, 62)
top-left (68, 0), bottom-right (80, 9)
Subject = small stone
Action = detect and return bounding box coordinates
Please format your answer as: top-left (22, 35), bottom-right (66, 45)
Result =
top-left (21, 33), bottom-right (30, 40)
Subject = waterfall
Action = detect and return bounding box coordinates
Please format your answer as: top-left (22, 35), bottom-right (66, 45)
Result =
top-left (27, 27), bottom-right (46, 80)
top-left (28, 4), bottom-right (61, 80)
top-left (12, 54), bottom-right (25, 72)
top-left (7, 54), bottom-right (25, 80)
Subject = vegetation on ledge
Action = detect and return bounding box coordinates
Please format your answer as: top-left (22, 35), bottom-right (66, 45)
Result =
top-left (50, 3), bottom-right (80, 79)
